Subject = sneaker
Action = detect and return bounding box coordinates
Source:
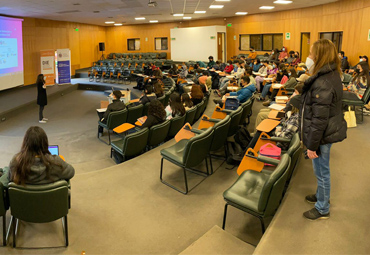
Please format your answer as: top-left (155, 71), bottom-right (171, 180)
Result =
top-left (305, 194), bottom-right (330, 204)
top-left (262, 100), bottom-right (271, 106)
top-left (39, 120), bottom-right (47, 123)
top-left (303, 208), bottom-right (330, 220)
top-left (42, 118), bottom-right (48, 121)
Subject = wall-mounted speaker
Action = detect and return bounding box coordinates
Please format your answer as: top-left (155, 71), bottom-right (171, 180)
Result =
top-left (99, 42), bottom-right (105, 52)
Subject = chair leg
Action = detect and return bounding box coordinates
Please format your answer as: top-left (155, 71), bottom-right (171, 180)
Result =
top-left (2, 215), bottom-right (5, 246)
top-left (205, 157), bottom-right (210, 176)
top-left (108, 130), bottom-right (111, 145)
top-left (64, 216), bottom-right (69, 247)
top-left (222, 203), bottom-right (228, 230)
top-left (12, 217), bottom-right (16, 248)
top-left (209, 154), bottom-right (214, 175)
top-left (259, 217), bottom-right (266, 234)
top-left (160, 158), bottom-right (188, 194)
top-left (183, 167), bottom-right (188, 194)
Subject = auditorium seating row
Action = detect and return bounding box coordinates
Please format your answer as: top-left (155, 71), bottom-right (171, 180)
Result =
top-left (107, 52), bottom-right (167, 60)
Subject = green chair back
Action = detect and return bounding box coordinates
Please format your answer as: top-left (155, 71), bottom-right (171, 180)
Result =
top-left (0, 183), bottom-right (7, 216)
top-left (227, 106), bottom-right (243, 137)
top-left (168, 114), bottom-right (186, 137)
top-left (194, 100), bottom-right (205, 121)
top-left (259, 154), bottom-right (291, 215)
top-left (183, 127), bottom-right (214, 168)
top-left (148, 120), bottom-right (171, 147)
top-left (122, 128), bottom-right (150, 158)
top-left (239, 100), bottom-right (252, 125)
top-left (342, 73), bottom-right (352, 84)
top-left (361, 85), bottom-right (370, 104)
top-left (106, 108), bottom-right (128, 129)
top-left (8, 180), bottom-right (69, 223)
top-left (210, 115), bottom-right (231, 152)
top-left (164, 90), bottom-right (172, 106)
top-left (285, 133), bottom-right (302, 185)
top-left (184, 106), bottom-right (197, 126)
top-left (127, 104), bottom-right (144, 124)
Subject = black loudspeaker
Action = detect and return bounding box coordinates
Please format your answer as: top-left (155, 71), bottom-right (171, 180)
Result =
top-left (99, 42), bottom-right (105, 52)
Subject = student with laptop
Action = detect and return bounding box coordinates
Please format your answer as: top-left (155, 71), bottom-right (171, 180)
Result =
top-left (0, 126), bottom-right (75, 186)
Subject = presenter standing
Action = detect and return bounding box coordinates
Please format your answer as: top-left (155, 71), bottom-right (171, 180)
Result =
top-left (36, 74), bottom-right (48, 123)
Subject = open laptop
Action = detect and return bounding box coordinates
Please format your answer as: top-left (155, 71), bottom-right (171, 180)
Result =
top-left (48, 145), bottom-right (59, 156)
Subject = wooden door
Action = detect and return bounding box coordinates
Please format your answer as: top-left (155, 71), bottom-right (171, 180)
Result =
top-left (217, 33), bottom-right (223, 62)
top-left (301, 33), bottom-right (311, 62)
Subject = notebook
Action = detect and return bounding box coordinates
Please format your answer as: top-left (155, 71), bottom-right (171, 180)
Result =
top-left (48, 145), bottom-right (59, 155)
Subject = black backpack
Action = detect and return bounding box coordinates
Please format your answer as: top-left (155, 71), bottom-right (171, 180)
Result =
top-left (211, 74), bottom-right (220, 89)
top-left (234, 127), bottom-right (252, 149)
top-left (226, 127), bottom-right (252, 165)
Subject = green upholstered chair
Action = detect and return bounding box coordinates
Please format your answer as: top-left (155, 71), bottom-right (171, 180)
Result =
top-left (222, 154), bottom-right (291, 233)
top-left (8, 180), bottom-right (70, 248)
top-left (167, 114), bottom-right (186, 138)
top-left (147, 120), bottom-right (171, 149)
top-left (184, 106), bottom-right (197, 126)
top-left (342, 73), bottom-right (352, 85)
top-left (157, 95), bottom-right (166, 106)
top-left (194, 100), bottom-right (205, 122)
top-left (239, 99), bottom-right (252, 126)
top-left (142, 102), bottom-right (150, 117)
top-left (160, 127), bottom-right (214, 194)
top-left (111, 128), bottom-right (149, 162)
top-left (163, 89), bottom-right (173, 107)
top-left (342, 86), bottom-right (370, 123)
top-left (98, 108), bottom-right (128, 145)
top-left (0, 183), bottom-right (8, 246)
top-left (226, 106), bottom-right (243, 137)
top-left (126, 104), bottom-right (144, 125)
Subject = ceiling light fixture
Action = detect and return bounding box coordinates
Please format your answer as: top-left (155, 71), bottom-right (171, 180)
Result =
top-left (105, 21), bottom-right (115, 24)
top-left (194, 11), bottom-right (206, 14)
top-left (149, 20), bottom-right (158, 23)
top-left (114, 23), bottom-right (123, 26)
top-left (173, 13), bottom-right (184, 16)
top-left (135, 17), bottom-right (146, 20)
top-left (183, 17), bottom-right (192, 19)
top-left (274, 0), bottom-right (293, 4)
top-left (259, 6), bottom-right (275, 10)
top-left (209, 5), bottom-right (224, 9)
top-left (235, 12), bottom-right (248, 15)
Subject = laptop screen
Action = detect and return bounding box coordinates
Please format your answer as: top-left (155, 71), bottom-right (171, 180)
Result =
top-left (48, 145), bottom-right (59, 155)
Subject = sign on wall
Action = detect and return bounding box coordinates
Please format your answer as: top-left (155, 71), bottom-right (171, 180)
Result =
top-left (56, 48), bottom-right (71, 84)
top-left (368, 29), bottom-right (370, 41)
top-left (40, 50), bottom-right (55, 86)
top-left (285, 32), bottom-right (291, 40)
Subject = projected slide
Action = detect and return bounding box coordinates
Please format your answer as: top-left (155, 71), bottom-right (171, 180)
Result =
top-left (0, 16), bottom-right (24, 91)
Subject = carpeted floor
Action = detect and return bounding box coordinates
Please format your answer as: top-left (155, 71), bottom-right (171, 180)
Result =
top-left (0, 90), bottom-right (369, 254)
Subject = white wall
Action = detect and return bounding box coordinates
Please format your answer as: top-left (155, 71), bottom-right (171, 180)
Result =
top-left (170, 26), bottom-right (226, 62)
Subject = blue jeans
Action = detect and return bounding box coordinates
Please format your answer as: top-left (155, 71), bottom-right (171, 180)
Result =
top-left (261, 83), bottom-right (272, 99)
top-left (312, 143), bottom-right (332, 214)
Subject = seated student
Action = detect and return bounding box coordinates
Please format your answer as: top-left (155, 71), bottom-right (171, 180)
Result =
top-left (291, 51), bottom-right (301, 66)
top-left (286, 51), bottom-right (295, 64)
top-left (224, 60), bottom-right (234, 74)
top-left (190, 84), bottom-right (204, 106)
top-left (283, 67), bottom-right (299, 90)
top-left (247, 47), bottom-right (257, 61)
top-left (0, 126), bottom-right (75, 187)
top-left (232, 60), bottom-right (246, 79)
top-left (153, 82), bottom-right (164, 98)
top-left (339, 51), bottom-right (349, 72)
top-left (259, 63), bottom-right (288, 101)
top-left (165, 93), bottom-right (186, 120)
top-left (344, 61), bottom-right (369, 100)
top-left (253, 83), bottom-right (303, 132)
top-left (207, 56), bottom-right (216, 69)
top-left (218, 60), bottom-right (245, 95)
top-left (213, 76), bottom-right (256, 107)
top-left (252, 59), bottom-right (262, 72)
top-left (249, 93), bottom-right (300, 150)
top-left (240, 55), bottom-right (247, 65)
top-left (197, 60), bottom-right (207, 68)
top-left (168, 64), bottom-right (179, 76)
top-left (138, 85), bottom-right (157, 105)
top-left (254, 61), bottom-right (269, 92)
top-left (139, 100), bottom-right (166, 129)
top-left (198, 71), bottom-right (209, 86)
top-left (268, 49), bottom-right (279, 62)
top-left (278, 46), bottom-right (288, 62)
top-left (181, 93), bottom-right (194, 110)
top-left (349, 56), bottom-right (368, 74)
top-left (244, 69), bottom-right (256, 87)
top-left (213, 61), bottom-right (221, 70)
top-left (99, 90), bottom-right (127, 133)
top-left (179, 64), bottom-right (188, 79)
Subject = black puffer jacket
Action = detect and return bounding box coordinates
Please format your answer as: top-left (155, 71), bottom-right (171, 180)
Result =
top-left (300, 63), bottom-right (347, 151)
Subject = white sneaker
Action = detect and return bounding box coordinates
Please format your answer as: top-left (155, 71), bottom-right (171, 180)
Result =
top-left (39, 120), bottom-right (47, 123)
top-left (42, 118), bottom-right (48, 121)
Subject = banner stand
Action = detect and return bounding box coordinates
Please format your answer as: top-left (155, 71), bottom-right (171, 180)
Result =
top-left (40, 50), bottom-right (55, 86)
top-left (56, 49), bottom-right (71, 85)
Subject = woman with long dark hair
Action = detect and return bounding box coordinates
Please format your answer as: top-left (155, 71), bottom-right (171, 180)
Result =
top-left (300, 39), bottom-right (347, 220)
top-left (36, 74), bottom-right (48, 123)
top-left (165, 93), bottom-right (185, 119)
top-left (0, 126), bottom-right (75, 186)
top-left (140, 100), bottom-right (166, 129)
top-left (344, 61), bottom-right (369, 100)
top-left (190, 84), bottom-right (204, 106)
top-left (181, 93), bottom-right (194, 110)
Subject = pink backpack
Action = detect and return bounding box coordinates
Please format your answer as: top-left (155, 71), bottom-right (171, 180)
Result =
top-left (280, 75), bottom-right (289, 85)
top-left (259, 143), bottom-right (281, 166)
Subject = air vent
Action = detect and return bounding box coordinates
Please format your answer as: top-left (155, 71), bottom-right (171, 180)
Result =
top-left (56, 10), bottom-right (81, 14)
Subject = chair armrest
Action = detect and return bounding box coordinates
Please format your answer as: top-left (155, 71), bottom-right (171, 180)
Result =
top-left (257, 155), bottom-right (280, 166)
top-left (190, 129), bottom-right (204, 134)
top-left (205, 118), bottom-right (221, 123)
top-left (264, 137), bottom-right (291, 143)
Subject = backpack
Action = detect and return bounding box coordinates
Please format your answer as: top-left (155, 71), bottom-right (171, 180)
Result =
top-left (225, 96), bottom-right (239, 110)
top-left (226, 142), bottom-right (249, 165)
top-left (234, 127), bottom-right (252, 149)
top-left (211, 74), bottom-right (220, 89)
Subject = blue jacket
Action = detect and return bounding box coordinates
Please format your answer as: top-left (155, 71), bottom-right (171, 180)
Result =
top-left (230, 85), bottom-right (256, 103)
top-left (253, 63), bottom-right (261, 72)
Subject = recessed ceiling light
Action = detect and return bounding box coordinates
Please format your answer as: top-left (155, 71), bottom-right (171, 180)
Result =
top-left (274, 0), bottom-right (293, 4)
top-left (149, 20), bottom-right (158, 23)
top-left (194, 11), bottom-right (206, 14)
top-left (209, 5), bottom-right (224, 9)
top-left (183, 17), bottom-right (192, 20)
top-left (114, 23), bottom-right (122, 26)
top-left (235, 12), bottom-right (248, 15)
top-left (259, 6), bottom-right (275, 10)
top-left (173, 13), bottom-right (184, 16)
top-left (135, 17), bottom-right (145, 20)
top-left (105, 21), bottom-right (115, 24)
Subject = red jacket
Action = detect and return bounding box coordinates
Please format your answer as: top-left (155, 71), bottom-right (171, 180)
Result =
top-left (224, 64), bottom-right (234, 74)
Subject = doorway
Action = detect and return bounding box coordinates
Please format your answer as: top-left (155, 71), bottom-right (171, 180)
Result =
top-left (300, 33), bottom-right (311, 62)
top-left (217, 32), bottom-right (226, 63)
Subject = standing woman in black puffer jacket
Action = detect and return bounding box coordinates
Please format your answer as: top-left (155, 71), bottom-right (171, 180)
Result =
top-left (300, 39), bottom-right (347, 220)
